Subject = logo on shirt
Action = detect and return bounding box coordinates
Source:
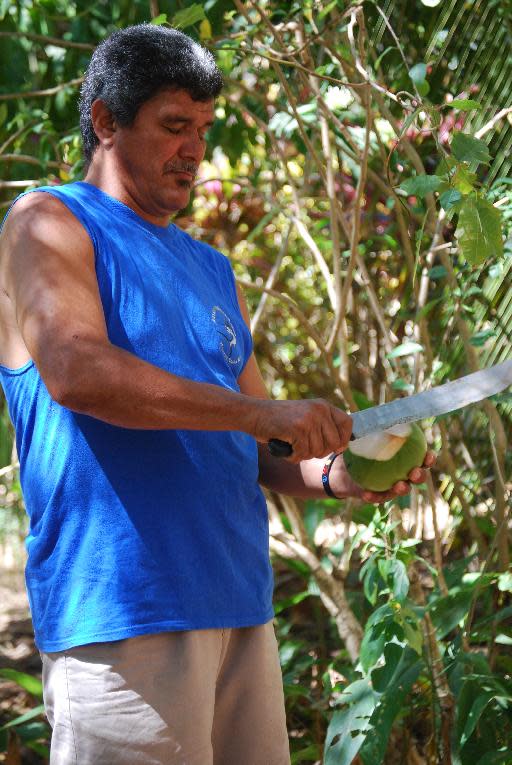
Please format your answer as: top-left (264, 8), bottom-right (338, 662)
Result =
top-left (211, 306), bottom-right (242, 366)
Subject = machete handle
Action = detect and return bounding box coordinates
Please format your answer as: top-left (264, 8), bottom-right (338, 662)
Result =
top-left (268, 439), bottom-right (293, 458)
top-left (268, 429), bottom-right (356, 459)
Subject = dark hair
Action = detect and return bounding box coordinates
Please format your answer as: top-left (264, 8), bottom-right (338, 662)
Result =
top-left (79, 24), bottom-right (223, 165)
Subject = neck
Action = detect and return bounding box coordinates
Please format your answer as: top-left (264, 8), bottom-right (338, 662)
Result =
top-left (83, 154), bottom-right (172, 227)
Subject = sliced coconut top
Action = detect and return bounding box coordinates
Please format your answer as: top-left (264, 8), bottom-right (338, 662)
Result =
top-left (348, 422), bottom-right (412, 461)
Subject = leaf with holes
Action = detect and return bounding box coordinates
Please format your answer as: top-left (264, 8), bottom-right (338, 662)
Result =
top-left (324, 679), bottom-right (379, 765)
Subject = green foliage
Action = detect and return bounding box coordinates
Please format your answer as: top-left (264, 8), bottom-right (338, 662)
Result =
top-left (323, 508), bottom-right (512, 765)
top-left (0, 671), bottom-right (49, 758)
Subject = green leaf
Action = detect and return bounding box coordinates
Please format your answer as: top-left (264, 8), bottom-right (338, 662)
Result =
top-left (451, 132), bottom-right (491, 165)
top-left (360, 628), bottom-right (386, 675)
top-left (371, 642), bottom-right (404, 693)
top-left (456, 197), bottom-right (504, 265)
top-left (399, 174), bottom-right (442, 197)
top-left (386, 342), bottom-right (424, 359)
top-left (291, 744), bottom-right (319, 763)
top-left (460, 692), bottom-right (495, 747)
top-left (171, 4), bottom-right (206, 29)
top-left (0, 705), bottom-right (46, 731)
top-left (390, 559), bottom-right (409, 602)
top-left (428, 265), bottom-right (448, 279)
top-left (452, 164), bottom-right (478, 194)
top-left (360, 651), bottom-right (422, 763)
top-left (408, 63), bottom-right (427, 84)
top-left (391, 379), bottom-right (414, 393)
top-left (470, 328), bottom-right (496, 347)
top-left (416, 80), bottom-right (430, 97)
top-left (324, 679), bottom-right (379, 765)
top-left (273, 591), bottom-right (311, 615)
top-left (450, 99), bottom-right (482, 112)
top-left (150, 13), bottom-right (168, 24)
top-left (402, 618), bottom-right (423, 655)
top-left (439, 189), bottom-right (462, 210)
top-left (0, 103), bottom-right (7, 127)
top-left (0, 669), bottom-right (43, 698)
top-left (318, 0), bottom-right (338, 20)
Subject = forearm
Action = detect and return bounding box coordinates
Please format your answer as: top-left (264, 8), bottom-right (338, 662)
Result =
top-left (258, 445), bottom-right (359, 500)
top-left (51, 339), bottom-right (265, 433)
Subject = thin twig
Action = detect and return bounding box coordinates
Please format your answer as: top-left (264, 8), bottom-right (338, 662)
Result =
top-left (475, 106), bottom-right (512, 138)
top-left (0, 76), bottom-right (84, 101)
top-left (0, 153), bottom-right (65, 170)
top-left (0, 30), bottom-right (94, 50)
top-left (0, 463), bottom-right (19, 478)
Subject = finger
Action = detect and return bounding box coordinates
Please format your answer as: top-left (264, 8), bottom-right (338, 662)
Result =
top-left (320, 418), bottom-right (342, 458)
top-left (408, 467), bottom-right (425, 483)
top-left (423, 450), bottom-right (436, 468)
top-left (361, 489), bottom-right (394, 503)
top-left (331, 409), bottom-right (353, 452)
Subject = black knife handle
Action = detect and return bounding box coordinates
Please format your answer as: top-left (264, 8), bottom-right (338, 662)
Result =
top-left (268, 429), bottom-right (356, 459)
top-left (268, 439), bottom-right (293, 458)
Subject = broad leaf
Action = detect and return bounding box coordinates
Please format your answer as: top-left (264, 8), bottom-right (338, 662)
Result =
top-left (390, 559), bottom-right (409, 602)
top-left (456, 197), bottom-right (504, 265)
top-left (324, 679), bottom-right (379, 765)
top-left (451, 132), bottom-right (491, 165)
top-left (450, 99), bottom-right (482, 111)
top-left (399, 174), bottom-right (442, 197)
top-left (452, 165), bottom-right (478, 193)
top-left (150, 13), bottom-right (168, 25)
top-left (171, 4), bottom-right (206, 30)
top-left (386, 342), bottom-right (424, 359)
top-left (408, 63), bottom-right (427, 83)
top-left (440, 189), bottom-right (462, 210)
top-left (0, 705), bottom-right (46, 730)
top-left (0, 669), bottom-right (43, 698)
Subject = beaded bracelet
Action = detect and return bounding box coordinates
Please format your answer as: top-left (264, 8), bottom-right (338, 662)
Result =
top-left (322, 451), bottom-right (343, 499)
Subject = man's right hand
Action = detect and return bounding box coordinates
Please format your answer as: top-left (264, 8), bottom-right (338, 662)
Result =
top-left (251, 398), bottom-right (353, 464)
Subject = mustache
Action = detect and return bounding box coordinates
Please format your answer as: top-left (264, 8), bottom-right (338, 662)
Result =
top-left (164, 162), bottom-right (198, 176)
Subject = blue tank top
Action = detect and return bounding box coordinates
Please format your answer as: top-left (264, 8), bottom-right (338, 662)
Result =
top-left (0, 182), bottom-right (274, 651)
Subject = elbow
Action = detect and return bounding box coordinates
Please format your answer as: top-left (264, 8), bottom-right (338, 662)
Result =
top-left (40, 345), bottom-right (99, 412)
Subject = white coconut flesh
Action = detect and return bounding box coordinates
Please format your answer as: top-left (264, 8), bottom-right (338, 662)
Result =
top-left (348, 423), bottom-right (412, 461)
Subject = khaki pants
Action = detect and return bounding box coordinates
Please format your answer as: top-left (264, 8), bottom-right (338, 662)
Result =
top-left (40, 622), bottom-right (291, 765)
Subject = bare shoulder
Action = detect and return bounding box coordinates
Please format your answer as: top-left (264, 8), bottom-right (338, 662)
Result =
top-left (0, 191), bottom-right (95, 369)
top-left (1, 190), bottom-right (90, 254)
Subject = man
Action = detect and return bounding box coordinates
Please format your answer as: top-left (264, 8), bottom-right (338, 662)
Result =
top-left (0, 24), bottom-right (433, 765)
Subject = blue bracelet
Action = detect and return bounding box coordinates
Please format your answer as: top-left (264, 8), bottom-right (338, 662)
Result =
top-left (322, 452), bottom-right (343, 499)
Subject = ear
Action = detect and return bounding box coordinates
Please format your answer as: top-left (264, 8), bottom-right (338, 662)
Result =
top-left (91, 99), bottom-right (117, 148)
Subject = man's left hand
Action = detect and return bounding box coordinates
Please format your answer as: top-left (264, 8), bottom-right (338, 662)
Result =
top-left (334, 451), bottom-right (437, 504)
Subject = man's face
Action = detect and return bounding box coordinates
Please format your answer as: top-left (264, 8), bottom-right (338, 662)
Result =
top-left (112, 88), bottom-right (215, 221)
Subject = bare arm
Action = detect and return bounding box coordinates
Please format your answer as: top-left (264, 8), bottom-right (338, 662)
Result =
top-left (1, 193), bottom-right (352, 461)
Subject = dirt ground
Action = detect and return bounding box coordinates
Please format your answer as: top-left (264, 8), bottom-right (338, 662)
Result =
top-left (0, 569), bottom-right (48, 764)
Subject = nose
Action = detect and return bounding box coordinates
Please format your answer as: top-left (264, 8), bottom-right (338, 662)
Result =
top-left (179, 132), bottom-right (206, 163)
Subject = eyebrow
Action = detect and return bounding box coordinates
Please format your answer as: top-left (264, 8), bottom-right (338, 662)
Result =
top-left (162, 115), bottom-right (215, 128)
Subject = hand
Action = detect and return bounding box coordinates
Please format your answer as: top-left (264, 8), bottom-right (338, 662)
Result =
top-left (331, 451), bottom-right (437, 503)
top-left (254, 398), bottom-right (353, 463)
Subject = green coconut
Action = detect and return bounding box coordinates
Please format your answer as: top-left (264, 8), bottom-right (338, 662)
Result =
top-left (344, 422), bottom-right (427, 492)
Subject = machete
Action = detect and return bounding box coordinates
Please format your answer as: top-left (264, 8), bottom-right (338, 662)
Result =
top-left (268, 359), bottom-right (512, 458)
